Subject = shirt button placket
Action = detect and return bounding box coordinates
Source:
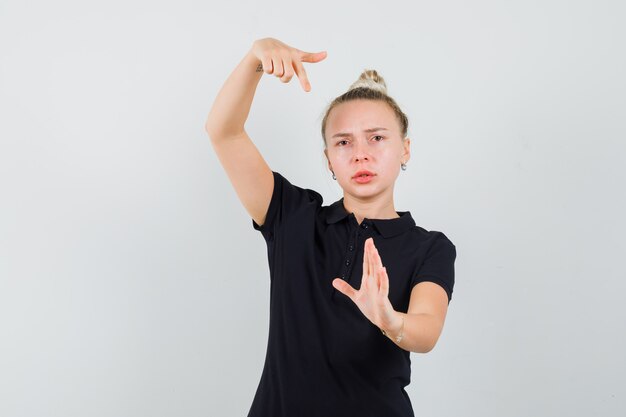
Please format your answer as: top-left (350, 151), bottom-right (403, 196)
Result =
top-left (356, 221), bottom-right (370, 279)
top-left (343, 237), bottom-right (356, 281)
top-left (347, 222), bottom-right (368, 279)
top-left (340, 241), bottom-right (354, 282)
top-left (333, 220), bottom-right (366, 301)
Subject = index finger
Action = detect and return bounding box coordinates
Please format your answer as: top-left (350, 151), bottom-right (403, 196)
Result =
top-left (293, 59), bottom-right (311, 92)
top-left (367, 238), bottom-right (378, 280)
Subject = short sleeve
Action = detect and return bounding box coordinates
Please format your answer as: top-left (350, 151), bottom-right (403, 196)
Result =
top-left (411, 233), bottom-right (457, 304)
top-left (252, 171), bottom-right (322, 242)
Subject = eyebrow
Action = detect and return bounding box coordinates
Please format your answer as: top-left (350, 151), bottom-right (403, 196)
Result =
top-left (331, 127), bottom-right (388, 139)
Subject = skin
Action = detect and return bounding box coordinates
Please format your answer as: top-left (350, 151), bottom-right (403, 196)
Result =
top-left (323, 99), bottom-right (411, 224)
top-left (250, 37), bottom-right (327, 92)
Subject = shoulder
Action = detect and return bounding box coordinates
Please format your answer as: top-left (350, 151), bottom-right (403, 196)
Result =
top-left (271, 170), bottom-right (324, 207)
top-left (406, 225), bottom-right (456, 256)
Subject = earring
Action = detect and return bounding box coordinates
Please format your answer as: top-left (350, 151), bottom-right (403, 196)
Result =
top-left (401, 162), bottom-right (407, 171)
top-left (331, 171), bottom-right (336, 180)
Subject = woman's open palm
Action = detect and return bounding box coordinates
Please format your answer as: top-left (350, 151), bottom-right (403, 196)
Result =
top-left (332, 237), bottom-right (398, 331)
top-left (250, 37), bottom-right (327, 92)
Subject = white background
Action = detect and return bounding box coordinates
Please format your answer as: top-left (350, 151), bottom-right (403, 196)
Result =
top-left (1, 0), bottom-right (625, 416)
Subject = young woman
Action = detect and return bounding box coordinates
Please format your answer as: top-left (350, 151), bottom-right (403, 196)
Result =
top-left (205, 37), bottom-right (457, 417)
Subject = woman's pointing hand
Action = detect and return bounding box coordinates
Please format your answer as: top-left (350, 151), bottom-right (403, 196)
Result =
top-left (250, 37), bottom-right (327, 92)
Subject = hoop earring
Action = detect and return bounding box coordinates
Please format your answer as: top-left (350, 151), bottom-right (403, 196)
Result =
top-left (332, 171), bottom-right (336, 180)
top-left (401, 163), bottom-right (407, 171)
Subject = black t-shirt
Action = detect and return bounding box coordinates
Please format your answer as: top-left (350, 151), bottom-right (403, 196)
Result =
top-left (247, 171), bottom-right (456, 417)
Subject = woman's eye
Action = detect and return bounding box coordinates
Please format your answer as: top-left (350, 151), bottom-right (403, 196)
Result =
top-left (337, 136), bottom-right (383, 146)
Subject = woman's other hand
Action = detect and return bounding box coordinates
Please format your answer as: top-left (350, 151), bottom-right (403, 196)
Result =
top-left (250, 37), bottom-right (327, 92)
top-left (332, 237), bottom-right (402, 334)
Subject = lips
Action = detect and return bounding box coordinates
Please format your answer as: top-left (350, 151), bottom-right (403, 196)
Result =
top-left (352, 170), bottom-right (376, 179)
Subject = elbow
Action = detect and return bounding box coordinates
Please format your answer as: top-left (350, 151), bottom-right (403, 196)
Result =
top-left (413, 341), bottom-right (436, 354)
top-left (204, 120), bottom-right (216, 136)
top-left (414, 340), bottom-right (435, 354)
top-left (423, 332), bottom-right (444, 353)
top-left (420, 324), bottom-right (443, 353)
top-left (408, 313), bottom-right (443, 354)
top-left (423, 341), bottom-right (436, 353)
top-left (204, 114), bottom-right (222, 137)
top-left (204, 123), bottom-right (224, 143)
top-left (204, 122), bottom-right (244, 142)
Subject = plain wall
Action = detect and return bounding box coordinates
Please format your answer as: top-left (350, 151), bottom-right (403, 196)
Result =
top-left (1, 0), bottom-right (625, 416)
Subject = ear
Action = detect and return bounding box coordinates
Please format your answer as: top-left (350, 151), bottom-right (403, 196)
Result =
top-left (402, 137), bottom-right (411, 163)
top-left (324, 149), bottom-right (332, 171)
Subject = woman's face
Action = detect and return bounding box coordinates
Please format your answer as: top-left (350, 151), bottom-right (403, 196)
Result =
top-left (324, 99), bottom-right (410, 199)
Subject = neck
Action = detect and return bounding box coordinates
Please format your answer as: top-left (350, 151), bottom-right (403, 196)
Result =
top-left (342, 195), bottom-right (400, 223)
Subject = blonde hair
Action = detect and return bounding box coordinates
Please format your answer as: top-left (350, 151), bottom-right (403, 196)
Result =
top-left (320, 69), bottom-right (409, 149)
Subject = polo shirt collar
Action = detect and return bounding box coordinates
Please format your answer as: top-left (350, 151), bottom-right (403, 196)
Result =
top-left (325, 198), bottom-right (415, 238)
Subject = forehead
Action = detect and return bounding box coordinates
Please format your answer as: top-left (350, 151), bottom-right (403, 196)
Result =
top-left (327, 100), bottom-right (396, 134)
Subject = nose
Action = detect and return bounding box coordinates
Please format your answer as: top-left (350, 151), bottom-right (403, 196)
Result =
top-left (352, 139), bottom-right (370, 162)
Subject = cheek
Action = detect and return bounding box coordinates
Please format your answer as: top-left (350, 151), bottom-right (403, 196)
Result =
top-left (382, 148), bottom-right (402, 162)
top-left (332, 152), bottom-right (352, 165)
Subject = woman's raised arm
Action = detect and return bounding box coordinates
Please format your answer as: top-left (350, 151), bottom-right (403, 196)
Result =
top-left (204, 38), bottom-right (326, 227)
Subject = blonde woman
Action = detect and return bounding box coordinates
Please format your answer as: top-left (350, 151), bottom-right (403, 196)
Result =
top-left (206, 37), bottom-right (456, 417)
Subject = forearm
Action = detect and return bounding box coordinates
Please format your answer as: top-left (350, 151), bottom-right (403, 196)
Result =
top-left (381, 311), bottom-right (442, 353)
top-left (205, 46), bottom-right (264, 139)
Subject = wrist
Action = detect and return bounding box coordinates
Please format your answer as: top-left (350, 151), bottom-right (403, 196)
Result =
top-left (380, 311), bottom-right (405, 344)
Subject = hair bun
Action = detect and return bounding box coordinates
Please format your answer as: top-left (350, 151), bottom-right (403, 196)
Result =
top-left (348, 69), bottom-right (388, 95)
